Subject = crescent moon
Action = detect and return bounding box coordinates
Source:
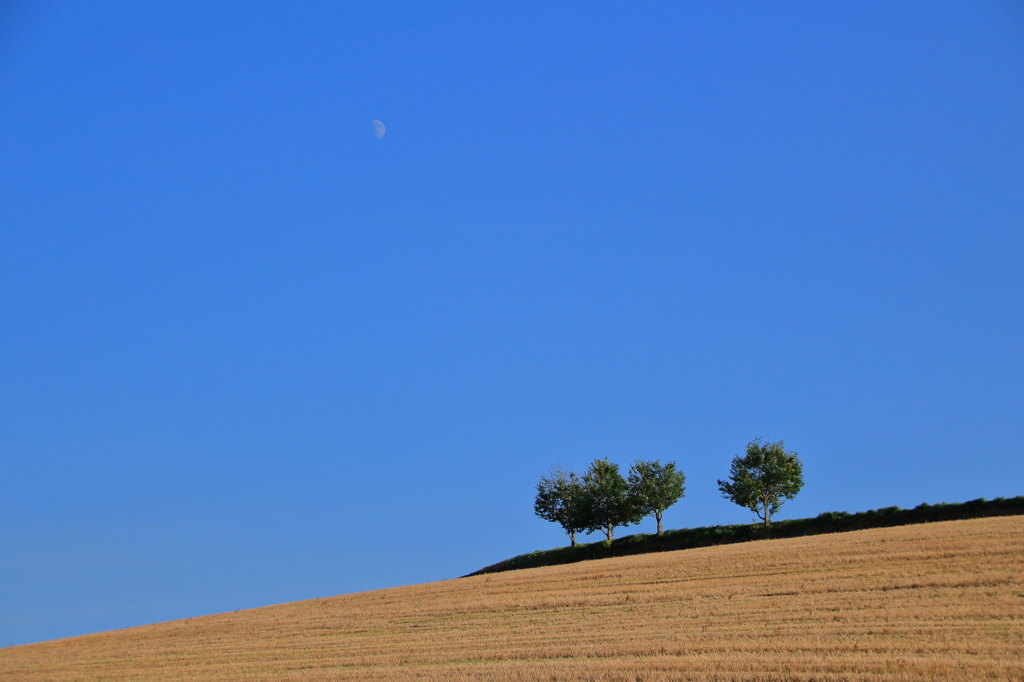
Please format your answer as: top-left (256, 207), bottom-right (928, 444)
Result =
top-left (371, 120), bottom-right (385, 139)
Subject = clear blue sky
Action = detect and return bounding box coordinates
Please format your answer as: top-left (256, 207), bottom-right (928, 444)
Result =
top-left (1, 0), bottom-right (1022, 647)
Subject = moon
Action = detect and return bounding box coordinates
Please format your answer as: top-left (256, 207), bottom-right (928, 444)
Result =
top-left (371, 119), bottom-right (385, 139)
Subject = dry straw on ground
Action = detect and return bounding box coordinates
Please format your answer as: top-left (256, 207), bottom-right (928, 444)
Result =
top-left (1, 516), bottom-right (1022, 681)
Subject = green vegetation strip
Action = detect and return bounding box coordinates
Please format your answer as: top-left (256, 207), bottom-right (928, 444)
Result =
top-left (466, 496), bottom-right (1024, 577)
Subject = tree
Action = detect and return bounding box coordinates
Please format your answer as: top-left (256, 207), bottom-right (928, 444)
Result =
top-left (582, 458), bottom-right (643, 541)
top-left (627, 459), bottom-right (685, 535)
top-left (534, 465), bottom-right (589, 547)
top-left (717, 437), bottom-right (804, 526)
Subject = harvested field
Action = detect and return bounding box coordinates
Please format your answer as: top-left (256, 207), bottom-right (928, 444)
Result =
top-left (1, 516), bottom-right (1022, 681)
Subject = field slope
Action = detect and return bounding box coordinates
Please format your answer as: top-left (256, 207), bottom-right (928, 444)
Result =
top-left (1, 516), bottom-right (1022, 681)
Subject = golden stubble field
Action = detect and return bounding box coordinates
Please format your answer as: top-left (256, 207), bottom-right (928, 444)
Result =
top-left (1, 516), bottom-right (1022, 682)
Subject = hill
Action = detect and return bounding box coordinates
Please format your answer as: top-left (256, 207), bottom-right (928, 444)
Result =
top-left (1, 516), bottom-right (1021, 681)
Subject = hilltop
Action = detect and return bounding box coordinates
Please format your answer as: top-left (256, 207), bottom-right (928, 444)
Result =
top-left (470, 495), bottom-right (1024, 576)
top-left (1, 515), bottom-right (1021, 681)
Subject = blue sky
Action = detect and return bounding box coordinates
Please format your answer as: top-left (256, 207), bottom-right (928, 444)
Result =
top-left (1, 0), bottom-right (1023, 646)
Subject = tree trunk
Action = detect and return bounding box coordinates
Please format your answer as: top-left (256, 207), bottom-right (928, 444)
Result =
top-left (762, 494), bottom-right (771, 526)
top-left (656, 510), bottom-right (663, 535)
top-left (569, 531), bottom-right (576, 547)
top-left (606, 523), bottom-right (614, 541)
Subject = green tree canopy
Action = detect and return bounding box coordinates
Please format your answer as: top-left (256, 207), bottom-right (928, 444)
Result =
top-left (534, 465), bottom-right (589, 546)
top-left (582, 458), bottom-right (643, 541)
top-left (717, 437), bottom-right (804, 526)
top-left (627, 459), bottom-right (685, 535)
